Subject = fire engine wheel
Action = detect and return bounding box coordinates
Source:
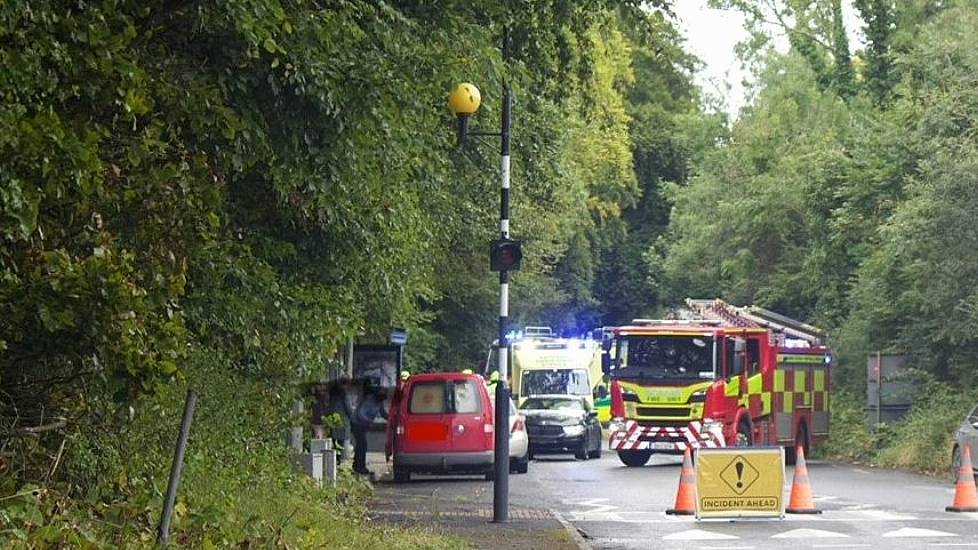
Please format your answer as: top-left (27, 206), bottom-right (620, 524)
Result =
top-left (734, 420), bottom-right (753, 447)
top-left (785, 423), bottom-right (810, 465)
top-left (618, 450), bottom-right (652, 467)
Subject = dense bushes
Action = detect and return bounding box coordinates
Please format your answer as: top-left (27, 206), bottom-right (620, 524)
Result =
top-left (1, 351), bottom-right (459, 548)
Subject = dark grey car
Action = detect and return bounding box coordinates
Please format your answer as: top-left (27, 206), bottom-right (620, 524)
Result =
top-left (521, 395), bottom-right (602, 460)
top-left (952, 403), bottom-right (978, 481)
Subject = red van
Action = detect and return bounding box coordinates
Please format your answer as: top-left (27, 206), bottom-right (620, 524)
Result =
top-left (387, 372), bottom-right (494, 482)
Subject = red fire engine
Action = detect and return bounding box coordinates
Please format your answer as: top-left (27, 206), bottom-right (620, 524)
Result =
top-left (604, 299), bottom-right (832, 467)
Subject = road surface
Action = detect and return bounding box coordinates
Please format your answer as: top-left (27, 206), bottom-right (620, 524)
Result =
top-left (371, 446), bottom-right (978, 549)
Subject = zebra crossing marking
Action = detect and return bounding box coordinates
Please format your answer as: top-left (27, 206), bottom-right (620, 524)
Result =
top-left (881, 527), bottom-right (957, 538)
top-left (771, 528), bottom-right (849, 538)
top-left (662, 529), bottom-right (739, 541)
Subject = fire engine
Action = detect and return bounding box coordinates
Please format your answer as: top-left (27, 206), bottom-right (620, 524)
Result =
top-left (604, 299), bottom-right (832, 467)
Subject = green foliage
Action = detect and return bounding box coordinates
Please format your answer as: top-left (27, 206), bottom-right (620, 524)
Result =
top-left (1, 350), bottom-right (461, 549)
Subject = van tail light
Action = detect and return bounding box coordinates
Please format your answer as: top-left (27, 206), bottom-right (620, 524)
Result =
top-left (484, 423), bottom-right (494, 434)
top-left (611, 380), bottom-right (625, 418)
top-left (511, 417), bottom-right (525, 434)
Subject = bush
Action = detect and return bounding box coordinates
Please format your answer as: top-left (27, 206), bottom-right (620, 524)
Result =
top-left (824, 384), bottom-right (978, 476)
top-left (0, 350), bottom-right (460, 549)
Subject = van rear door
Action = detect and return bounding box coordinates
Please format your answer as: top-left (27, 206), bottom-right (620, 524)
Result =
top-left (450, 378), bottom-right (493, 453)
top-left (400, 381), bottom-right (452, 454)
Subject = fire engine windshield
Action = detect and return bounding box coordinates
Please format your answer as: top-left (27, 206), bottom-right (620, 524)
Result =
top-left (615, 335), bottom-right (715, 380)
top-left (521, 369), bottom-right (591, 397)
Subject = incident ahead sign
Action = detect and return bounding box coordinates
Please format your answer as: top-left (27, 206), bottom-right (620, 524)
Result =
top-left (695, 447), bottom-right (785, 519)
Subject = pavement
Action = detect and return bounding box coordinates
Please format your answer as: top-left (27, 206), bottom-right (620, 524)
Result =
top-left (365, 439), bottom-right (978, 550)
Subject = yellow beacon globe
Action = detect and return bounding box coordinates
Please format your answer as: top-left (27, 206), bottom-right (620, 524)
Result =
top-left (448, 83), bottom-right (481, 115)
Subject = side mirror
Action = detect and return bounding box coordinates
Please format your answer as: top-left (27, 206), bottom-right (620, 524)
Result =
top-left (601, 351), bottom-right (611, 374)
top-left (732, 354), bottom-right (744, 376)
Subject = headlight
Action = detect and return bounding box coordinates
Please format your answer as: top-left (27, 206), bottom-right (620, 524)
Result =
top-left (621, 390), bottom-right (639, 402)
top-left (563, 425), bottom-right (585, 436)
top-left (689, 390), bottom-right (707, 403)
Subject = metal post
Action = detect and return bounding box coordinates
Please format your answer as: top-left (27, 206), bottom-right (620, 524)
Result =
top-left (492, 82), bottom-right (512, 524)
top-left (157, 389), bottom-right (197, 548)
top-left (876, 351), bottom-right (882, 430)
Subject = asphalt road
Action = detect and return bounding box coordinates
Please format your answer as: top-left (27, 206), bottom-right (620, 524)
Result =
top-left (370, 443), bottom-right (978, 550)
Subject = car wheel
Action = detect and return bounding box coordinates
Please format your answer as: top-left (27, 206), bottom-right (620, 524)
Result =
top-left (618, 450), bottom-right (652, 467)
top-left (575, 440), bottom-right (589, 460)
top-left (513, 453), bottom-right (529, 474)
top-left (484, 469), bottom-right (495, 482)
top-left (588, 439), bottom-right (602, 459)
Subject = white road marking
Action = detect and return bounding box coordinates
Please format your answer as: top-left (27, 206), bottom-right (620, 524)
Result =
top-left (927, 544), bottom-right (978, 547)
top-left (839, 504), bottom-right (877, 511)
top-left (882, 527), bottom-right (958, 538)
top-left (812, 545), bottom-right (872, 549)
top-left (855, 510), bottom-right (918, 521)
top-left (663, 529), bottom-right (739, 541)
top-left (566, 498), bottom-right (618, 515)
top-left (772, 528), bottom-right (850, 539)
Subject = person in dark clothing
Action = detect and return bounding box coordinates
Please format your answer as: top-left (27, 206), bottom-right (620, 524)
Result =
top-left (351, 387), bottom-right (389, 475)
top-left (325, 380), bottom-right (355, 464)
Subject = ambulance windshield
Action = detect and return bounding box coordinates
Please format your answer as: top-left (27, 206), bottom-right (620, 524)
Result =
top-left (614, 335), bottom-right (715, 381)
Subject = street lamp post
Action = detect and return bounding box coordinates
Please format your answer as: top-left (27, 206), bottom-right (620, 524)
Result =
top-left (448, 81), bottom-right (519, 523)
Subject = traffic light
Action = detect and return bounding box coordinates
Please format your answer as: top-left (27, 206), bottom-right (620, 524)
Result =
top-left (489, 239), bottom-right (523, 271)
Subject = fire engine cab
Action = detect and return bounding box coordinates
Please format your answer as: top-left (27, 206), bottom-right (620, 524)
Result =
top-left (604, 299), bottom-right (832, 467)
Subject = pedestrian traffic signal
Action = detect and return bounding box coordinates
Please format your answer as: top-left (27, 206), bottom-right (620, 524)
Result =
top-left (490, 239), bottom-right (522, 272)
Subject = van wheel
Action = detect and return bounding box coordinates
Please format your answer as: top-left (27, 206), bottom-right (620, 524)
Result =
top-left (618, 450), bottom-right (652, 467)
top-left (394, 466), bottom-right (411, 483)
top-left (393, 465), bottom-right (410, 483)
top-left (484, 469), bottom-right (495, 482)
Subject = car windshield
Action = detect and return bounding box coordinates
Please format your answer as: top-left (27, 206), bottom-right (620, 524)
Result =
top-left (615, 335), bottom-right (715, 381)
top-left (520, 369), bottom-right (590, 397)
top-left (520, 397), bottom-right (584, 411)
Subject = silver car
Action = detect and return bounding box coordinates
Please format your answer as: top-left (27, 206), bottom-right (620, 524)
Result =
top-left (952, 403), bottom-right (978, 481)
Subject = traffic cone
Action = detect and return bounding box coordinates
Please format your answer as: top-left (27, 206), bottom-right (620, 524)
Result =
top-left (666, 447), bottom-right (696, 515)
top-left (786, 445), bottom-right (821, 514)
top-left (946, 446), bottom-right (978, 512)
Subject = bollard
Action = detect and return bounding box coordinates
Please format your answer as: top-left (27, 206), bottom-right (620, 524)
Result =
top-left (288, 427), bottom-right (303, 453)
top-left (323, 450), bottom-right (337, 484)
top-left (310, 438), bottom-right (330, 454)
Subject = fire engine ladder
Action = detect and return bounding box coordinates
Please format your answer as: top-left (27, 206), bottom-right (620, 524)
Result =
top-left (685, 299), bottom-right (824, 346)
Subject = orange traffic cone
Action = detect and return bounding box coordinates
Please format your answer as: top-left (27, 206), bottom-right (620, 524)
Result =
top-left (786, 445), bottom-right (821, 514)
top-left (947, 446), bottom-right (978, 512)
top-left (666, 447), bottom-right (696, 516)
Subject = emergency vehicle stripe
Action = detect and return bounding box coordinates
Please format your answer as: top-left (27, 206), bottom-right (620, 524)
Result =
top-left (814, 370), bottom-right (826, 392)
top-left (775, 370), bottom-right (785, 392)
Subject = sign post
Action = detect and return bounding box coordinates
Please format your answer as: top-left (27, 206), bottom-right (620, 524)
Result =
top-left (695, 447), bottom-right (785, 519)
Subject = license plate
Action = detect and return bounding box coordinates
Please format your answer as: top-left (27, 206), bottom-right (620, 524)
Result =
top-left (651, 442), bottom-right (673, 451)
